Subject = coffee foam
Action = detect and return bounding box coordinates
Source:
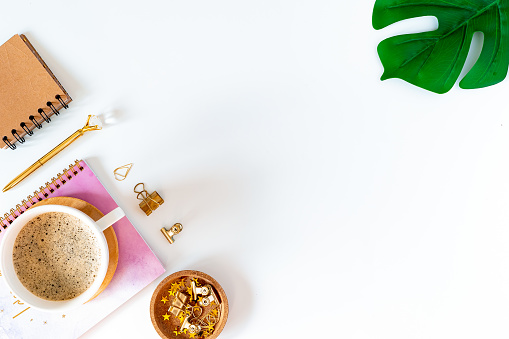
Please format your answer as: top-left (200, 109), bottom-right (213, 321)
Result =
top-left (12, 212), bottom-right (102, 301)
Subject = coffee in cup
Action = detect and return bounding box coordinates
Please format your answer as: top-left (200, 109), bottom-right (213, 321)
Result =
top-left (12, 212), bottom-right (102, 301)
top-left (1, 204), bottom-right (125, 312)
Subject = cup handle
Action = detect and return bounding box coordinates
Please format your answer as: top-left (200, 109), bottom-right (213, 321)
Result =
top-left (96, 207), bottom-right (125, 232)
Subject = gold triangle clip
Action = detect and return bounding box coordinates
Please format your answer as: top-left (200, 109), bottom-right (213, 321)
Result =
top-left (114, 163), bottom-right (133, 181)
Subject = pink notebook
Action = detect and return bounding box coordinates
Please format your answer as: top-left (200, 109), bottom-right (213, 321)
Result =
top-left (0, 159), bottom-right (165, 338)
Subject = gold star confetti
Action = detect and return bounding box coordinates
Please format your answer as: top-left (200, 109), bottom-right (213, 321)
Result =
top-left (210, 309), bottom-right (219, 317)
top-left (161, 296), bottom-right (169, 304)
top-left (197, 296), bottom-right (204, 304)
top-left (169, 290), bottom-right (176, 297)
top-left (188, 333), bottom-right (196, 338)
top-left (178, 313), bottom-right (185, 323)
top-left (204, 323), bottom-right (214, 331)
top-left (162, 313), bottom-right (170, 321)
top-left (179, 278), bottom-right (186, 287)
top-left (173, 327), bottom-right (179, 336)
top-left (187, 286), bottom-right (193, 297)
top-left (192, 278), bottom-right (200, 286)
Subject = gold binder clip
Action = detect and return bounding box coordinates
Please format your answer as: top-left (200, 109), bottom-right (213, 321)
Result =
top-left (168, 291), bottom-right (188, 318)
top-left (134, 183), bottom-right (164, 216)
top-left (168, 306), bottom-right (183, 318)
top-left (180, 315), bottom-right (201, 334)
top-left (161, 223), bottom-right (183, 244)
top-left (191, 281), bottom-right (218, 306)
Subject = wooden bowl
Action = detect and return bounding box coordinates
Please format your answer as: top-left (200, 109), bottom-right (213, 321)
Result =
top-left (150, 270), bottom-right (228, 339)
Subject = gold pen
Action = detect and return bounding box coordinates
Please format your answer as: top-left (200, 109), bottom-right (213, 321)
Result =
top-left (2, 115), bottom-right (102, 192)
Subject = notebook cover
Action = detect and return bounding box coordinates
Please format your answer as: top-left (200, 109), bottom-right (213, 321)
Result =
top-left (0, 34), bottom-right (72, 148)
top-left (0, 160), bottom-right (165, 338)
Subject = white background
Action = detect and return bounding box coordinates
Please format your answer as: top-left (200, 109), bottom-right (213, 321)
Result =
top-left (0, 1), bottom-right (508, 338)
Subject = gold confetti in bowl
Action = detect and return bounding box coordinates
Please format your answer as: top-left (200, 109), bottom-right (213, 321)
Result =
top-left (150, 270), bottom-right (229, 339)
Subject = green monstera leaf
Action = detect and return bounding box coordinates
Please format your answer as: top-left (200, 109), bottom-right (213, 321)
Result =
top-left (372, 0), bottom-right (509, 94)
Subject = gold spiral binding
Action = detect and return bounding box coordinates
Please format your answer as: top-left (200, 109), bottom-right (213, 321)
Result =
top-left (9, 209), bottom-right (16, 220)
top-left (45, 182), bottom-right (55, 193)
top-left (3, 213), bottom-right (11, 226)
top-left (22, 199), bottom-right (29, 209)
top-left (28, 196), bottom-right (37, 207)
top-left (69, 163), bottom-right (78, 175)
top-left (39, 186), bottom-right (48, 197)
top-left (64, 168), bottom-right (72, 180)
top-left (51, 177), bottom-right (60, 189)
top-left (57, 172), bottom-right (66, 184)
top-left (0, 160), bottom-right (84, 233)
top-left (34, 191), bottom-right (43, 201)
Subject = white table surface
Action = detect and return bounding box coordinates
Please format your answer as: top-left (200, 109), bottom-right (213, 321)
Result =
top-left (1, 1), bottom-right (509, 338)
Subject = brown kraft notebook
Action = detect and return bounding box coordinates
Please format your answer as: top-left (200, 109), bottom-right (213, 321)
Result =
top-left (0, 34), bottom-right (71, 150)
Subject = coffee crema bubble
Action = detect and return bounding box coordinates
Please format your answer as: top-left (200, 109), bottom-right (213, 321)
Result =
top-left (12, 212), bottom-right (102, 301)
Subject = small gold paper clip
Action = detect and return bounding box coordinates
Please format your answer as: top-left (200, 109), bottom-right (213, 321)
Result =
top-left (114, 163), bottom-right (133, 181)
top-left (134, 183), bottom-right (164, 216)
top-left (161, 223), bottom-right (183, 244)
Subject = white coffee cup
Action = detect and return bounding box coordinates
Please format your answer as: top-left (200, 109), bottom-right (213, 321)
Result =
top-left (0, 204), bottom-right (125, 312)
